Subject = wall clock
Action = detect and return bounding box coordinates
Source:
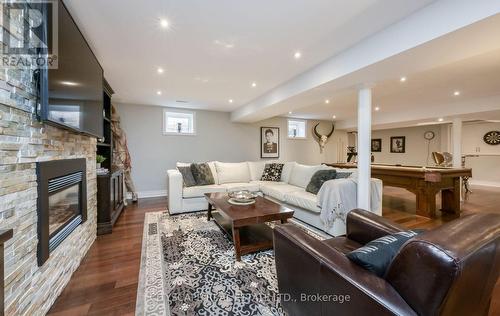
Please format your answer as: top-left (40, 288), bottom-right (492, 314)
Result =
top-left (483, 131), bottom-right (500, 145)
top-left (424, 131), bottom-right (435, 140)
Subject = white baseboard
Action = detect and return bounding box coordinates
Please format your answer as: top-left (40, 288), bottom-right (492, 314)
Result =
top-left (127, 190), bottom-right (167, 199)
top-left (469, 180), bottom-right (500, 188)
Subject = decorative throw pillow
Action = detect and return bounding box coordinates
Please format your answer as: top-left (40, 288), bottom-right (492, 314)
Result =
top-left (190, 163), bottom-right (215, 186)
top-left (261, 163), bottom-right (284, 181)
top-left (305, 169), bottom-right (337, 195)
top-left (346, 230), bottom-right (424, 277)
top-left (335, 172), bottom-right (352, 179)
top-left (177, 166), bottom-right (197, 187)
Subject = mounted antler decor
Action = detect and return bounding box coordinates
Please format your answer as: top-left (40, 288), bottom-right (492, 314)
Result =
top-left (313, 122), bottom-right (335, 153)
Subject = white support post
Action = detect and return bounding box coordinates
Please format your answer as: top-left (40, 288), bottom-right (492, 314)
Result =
top-left (452, 118), bottom-right (463, 199)
top-left (452, 118), bottom-right (462, 168)
top-left (357, 88), bottom-right (372, 210)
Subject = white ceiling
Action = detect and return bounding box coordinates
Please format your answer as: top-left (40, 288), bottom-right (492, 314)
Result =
top-left (288, 47), bottom-right (500, 123)
top-left (64, 0), bottom-right (435, 110)
top-left (257, 11), bottom-right (500, 129)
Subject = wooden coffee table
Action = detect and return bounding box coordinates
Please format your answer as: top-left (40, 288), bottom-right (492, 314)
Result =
top-left (205, 192), bottom-right (294, 261)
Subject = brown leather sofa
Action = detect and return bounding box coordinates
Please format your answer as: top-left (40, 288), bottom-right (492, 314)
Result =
top-left (273, 209), bottom-right (500, 316)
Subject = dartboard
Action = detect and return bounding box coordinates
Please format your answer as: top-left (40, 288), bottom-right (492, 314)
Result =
top-left (484, 131), bottom-right (500, 145)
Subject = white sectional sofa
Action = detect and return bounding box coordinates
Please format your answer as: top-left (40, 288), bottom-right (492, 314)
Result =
top-left (167, 161), bottom-right (382, 236)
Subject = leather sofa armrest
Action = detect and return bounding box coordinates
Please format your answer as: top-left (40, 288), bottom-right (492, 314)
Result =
top-left (346, 209), bottom-right (406, 245)
top-left (274, 224), bottom-right (416, 316)
top-left (167, 169), bottom-right (183, 213)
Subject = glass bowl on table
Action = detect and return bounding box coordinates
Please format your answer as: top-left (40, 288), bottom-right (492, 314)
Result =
top-left (227, 190), bottom-right (257, 205)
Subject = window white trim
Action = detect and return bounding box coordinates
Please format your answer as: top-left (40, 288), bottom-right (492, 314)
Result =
top-left (287, 119), bottom-right (307, 139)
top-left (162, 109), bottom-right (197, 136)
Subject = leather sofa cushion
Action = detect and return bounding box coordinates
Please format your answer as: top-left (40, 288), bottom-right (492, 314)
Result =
top-left (182, 184), bottom-right (226, 198)
top-left (259, 182), bottom-right (302, 201)
top-left (323, 237), bottom-right (362, 255)
top-left (215, 162), bottom-right (251, 184)
top-left (284, 190), bottom-right (321, 213)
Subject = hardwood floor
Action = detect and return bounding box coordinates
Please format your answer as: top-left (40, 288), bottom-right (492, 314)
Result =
top-left (48, 186), bottom-right (500, 315)
top-left (47, 198), bottom-right (165, 316)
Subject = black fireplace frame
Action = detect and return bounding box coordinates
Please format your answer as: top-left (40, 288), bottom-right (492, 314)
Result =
top-left (36, 158), bottom-right (87, 266)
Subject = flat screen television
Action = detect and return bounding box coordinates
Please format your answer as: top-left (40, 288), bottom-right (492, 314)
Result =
top-left (39, 0), bottom-right (103, 138)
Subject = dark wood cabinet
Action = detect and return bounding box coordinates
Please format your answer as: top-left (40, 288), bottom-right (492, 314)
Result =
top-left (97, 169), bottom-right (124, 235)
top-left (96, 79), bottom-right (125, 235)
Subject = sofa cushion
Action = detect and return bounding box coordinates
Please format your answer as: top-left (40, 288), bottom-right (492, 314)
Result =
top-left (288, 163), bottom-right (321, 188)
top-left (177, 166), bottom-right (197, 187)
top-left (248, 161), bottom-right (266, 181)
top-left (221, 182), bottom-right (260, 192)
top-left (305, 169), bottom-right (337, 195)
top-left (284, 190), bottom-right (321, 214)
top-left (191, 163), bottom-right (215, 185)
top-left (261, 163), bottom-right (284, 181)
top-left (183, 184), bottom-right (226, 198)
top-left (281, 161), bottom-right (296, 183)
top-left (260, 182), bottom-right (302, 201)
top-left (177, 162), bottom-right (219, 184)
top-left (346, 229), bottom-right (424, 277)
top-left (207, 161), bottom-right (219, 184)
top-left (215, 162), bottom-right (251, 184)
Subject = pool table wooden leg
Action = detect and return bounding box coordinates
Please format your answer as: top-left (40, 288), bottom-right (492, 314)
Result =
top-left (416, 188), bottom-right (437, 218)
top-left (442, 178), bottom-right (461, 214)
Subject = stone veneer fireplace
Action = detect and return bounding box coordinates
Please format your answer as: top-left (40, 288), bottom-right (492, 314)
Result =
top-left (36, 158), bottom-right (88, 266)
top-left (0, 58), bottom-right (98, 316)
top-left (0, 1), bottom-right (98, 314)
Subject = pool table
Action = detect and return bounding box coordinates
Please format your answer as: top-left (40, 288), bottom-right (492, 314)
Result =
top-left (325, 163), bottom-right (472, 218)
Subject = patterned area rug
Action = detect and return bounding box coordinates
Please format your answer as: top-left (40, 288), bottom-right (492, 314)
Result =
top-left (137, 211), bottom-right (319, 316)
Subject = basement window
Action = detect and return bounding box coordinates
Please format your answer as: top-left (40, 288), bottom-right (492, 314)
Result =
top-left (288, 119), bottom-right (307, 139)
top-left (163, 110), bottom-right (196, 135)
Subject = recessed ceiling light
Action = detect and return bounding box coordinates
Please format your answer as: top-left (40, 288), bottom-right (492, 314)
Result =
top-left (156, 90), bottom-right (162, 95)
top-left (251, 82), bottom-right (257, 87)
top-left (332, 115), bottom-right (336, 119)
top-left (400, 76), bottom-right (407, 82)
top-left (325, 99), bottom-right (330, 104)
top-left (60, 81), bottom-right (79, 86)
top-left (453, 90), bottom-right (461, 96)
top-left (160, 18), bottom-right (169, 29)
top-left (375, 106), bottom-right (380, 111)
top-left (438, 118), bottom-right (444, 122)
top-left (228, 99), bottom-right (233, 103)
top-left (293, 51), bottom-right (301, 59)
top-left (157, 67), bottom-right (164, 74)
top-left (288, 111), bottom-right (293, 114)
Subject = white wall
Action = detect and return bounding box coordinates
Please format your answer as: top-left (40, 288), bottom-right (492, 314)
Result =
top-left (462, 122), bottom-right (500, 186)
top-left (371, 125), bottom-right (442, 166)
top-left (117, 102), bottom-right (347, 195)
